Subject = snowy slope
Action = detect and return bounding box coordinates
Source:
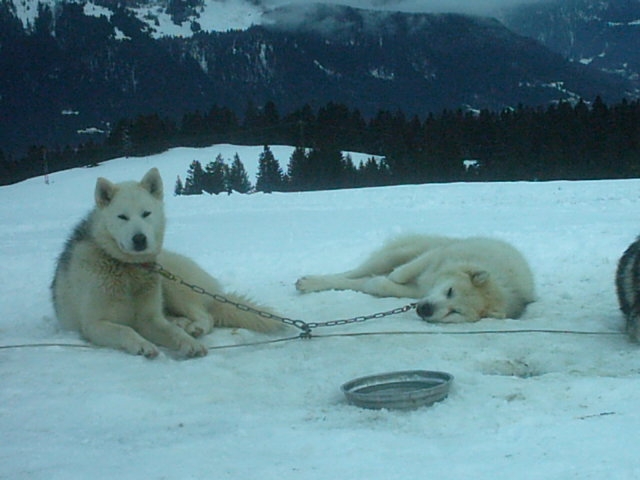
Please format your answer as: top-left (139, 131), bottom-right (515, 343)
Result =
top-left (10, 0), bottom-right (265, 33)
top-left (2, 145), bottom-right (640, 479)
top-left (10, 0), bottom-right (540, 36)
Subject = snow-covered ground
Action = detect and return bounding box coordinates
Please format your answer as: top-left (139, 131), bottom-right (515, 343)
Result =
top-left (2, 145), bottom-right (640, 479)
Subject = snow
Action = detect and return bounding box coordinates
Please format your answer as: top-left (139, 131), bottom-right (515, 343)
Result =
top-left (10, 0), bottom-right (264, 35)
top-left (463, 159), bottom-right (480, 171)
top-left (608, 20), bottom-right (640, 27)
top-left (130, 0), bottom-right (265, 37)
top-left (10, 0), bottom-right (551, 37)
top-left (369, 67), bottom-right (395, 80)
top-left (83, 2), bottom-right (113, 21)
top-left (2, 144), bottom-right (640, 479)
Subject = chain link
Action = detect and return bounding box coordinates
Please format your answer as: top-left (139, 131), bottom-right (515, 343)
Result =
top-left (141, 262), bottom-right (416, 336)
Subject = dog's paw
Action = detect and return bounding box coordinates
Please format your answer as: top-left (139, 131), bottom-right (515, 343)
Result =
top-left (295, 275), bottom-right (326, 293)
top-left (169, 316), bottom-right (208, 338)
top-left (295, 277), bottom-right (309, 292)
top-left (179, 319), bottom-right (205, 337)
top-left (178, 338), bottom-right (208, 358)
top-left (126, 340), bottom-right (159, 359)
top-left (185, 324), bottom-right (205, 338)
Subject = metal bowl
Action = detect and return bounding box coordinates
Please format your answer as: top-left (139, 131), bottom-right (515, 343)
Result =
top-left (341, 370), bottom-right (453, 410)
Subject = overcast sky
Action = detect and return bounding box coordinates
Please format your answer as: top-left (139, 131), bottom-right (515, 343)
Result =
top-left (262, 0), bottom-right (546, 15)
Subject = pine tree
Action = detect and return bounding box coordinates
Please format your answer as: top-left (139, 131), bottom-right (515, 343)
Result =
top-left (255, 145), bottom-right (284, 193)
top-left (286, 146), bottom-right (309, 191)
top-left (227, 153), bottom-right (252, 193)
top-left (174, 175), bottom-right (184, 196)
top-left (106, 119), bottom-right (133, 156)
top-left (342, 153), bottom-right (357, 188)
top-left (358, 158), bottom-right (376, 187)
top-left (183, 160), bottom-right (205, 195)
top-left (306, 146), bottom-right (345, 190)
top-left (203, 154), bottom-right (227, 195)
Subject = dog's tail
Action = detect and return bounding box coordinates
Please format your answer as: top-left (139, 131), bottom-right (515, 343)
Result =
top-left (209, 292), bottom-right (284, 332)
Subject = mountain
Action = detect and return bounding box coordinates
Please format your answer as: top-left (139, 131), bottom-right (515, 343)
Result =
top-left (500, 0), bottom-right (640, 90)
top-left (251, 4), bottom-right (630, 110)
top-left (0, 1), bottom-right (634, 157)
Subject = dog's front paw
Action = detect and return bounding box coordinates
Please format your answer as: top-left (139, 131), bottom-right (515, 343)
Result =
top-left (171, 316), bottom-right (206, 338)
top-left (178, 338), bottom-right (208, 358)
top-left (295, 275), bottom-right (326, 293)
top-left (126, 339), bottom-right (159, 359)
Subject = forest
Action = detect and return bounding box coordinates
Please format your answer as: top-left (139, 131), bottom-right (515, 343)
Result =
top-left (2, 96), bottom-right (639, 190)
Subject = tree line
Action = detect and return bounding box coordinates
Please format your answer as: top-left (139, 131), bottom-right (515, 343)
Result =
top-left (178, 153), bottom-right (252, 195)
top-left (2, 96), bottom-right (640, 188)
top-left (176, 145), bottom-right (389, 195)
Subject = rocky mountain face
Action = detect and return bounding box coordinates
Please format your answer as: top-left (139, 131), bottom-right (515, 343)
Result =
top-left (500, 0), bottom-right (640, 90)
top-left (0, 1), bottom-right (634, 157)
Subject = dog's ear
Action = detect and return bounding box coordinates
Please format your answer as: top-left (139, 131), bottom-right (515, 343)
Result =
top-left (469, 270), bottom-right (490, 286)
top-left (140, 168), bottom-right (163, 200)
top-left (95, 177), bottom-right (117, 208)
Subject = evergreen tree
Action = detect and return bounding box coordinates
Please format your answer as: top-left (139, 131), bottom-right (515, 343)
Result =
top-left (174, 175), bottom-right (184, 196)
top-left (203, 154), bottom-right (227, 195)
top-left (306, 146), bottom-right (345, 190)
top-left (10, 96), bottom-right (640, 188)
top-left (263, 101), bottom-right (280, 128)
top-left (342, 153), bottom-right (357, 188)
top-left (34, 3), bottom-right (54, 37)
top-left (183, 160), bottom-right (205, 195)
top-left (106, 119), bottom-right (133, 156)
top-left (255, 145), bottom-right (284, 193)
top-left (227, 153), bottom-right (252, 193)
top-left (129, 114), bottom-right (176, 155)
top-left (286, 146), bottom-right (309, 190)
top-left (243, 100), bottom-right (260, 133)
top-left (207, 105), bottom-right (239, 135)
top-left (287, 145), bottom-right (348, 190)
top-left (166, 0), bottom-right (192, 24)
top-left (181, 110), bottom-right (206, 138)
top-left (358, 157), bottom-right (384, 187)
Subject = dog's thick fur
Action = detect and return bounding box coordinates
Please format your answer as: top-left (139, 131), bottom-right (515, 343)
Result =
top-left (51, 168), bottom-right (279, 358)
top-left (296, 234), bottom-right (535, 323)
top-left (616, 236), bottom-right (640, 342)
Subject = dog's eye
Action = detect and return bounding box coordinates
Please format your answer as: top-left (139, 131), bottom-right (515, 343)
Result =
top-left (117, 214), bottom-right (129, 221)
top-left (142, 211), bottom-right (151, 218)
top-left (446, 287), bottom-right (454, 298)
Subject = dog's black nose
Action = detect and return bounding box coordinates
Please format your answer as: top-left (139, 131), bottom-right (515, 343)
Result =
top-left (416, 302), bottom-right (434, 319)
top-left (132, 233), bottom-right (147, 251)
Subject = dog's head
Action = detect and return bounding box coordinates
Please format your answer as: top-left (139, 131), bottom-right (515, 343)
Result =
top-left (415, 269), bottom-right (496, 323)
top-left (93, 168), bottom-right (166, 263)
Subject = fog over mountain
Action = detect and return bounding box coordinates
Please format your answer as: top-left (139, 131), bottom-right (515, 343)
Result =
top-left (260, 0), bottom-right (545, 15)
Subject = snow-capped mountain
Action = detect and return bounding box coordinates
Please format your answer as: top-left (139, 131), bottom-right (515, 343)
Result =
top-left (0, 0), bottom-right (635, 158)
top-left (500, 0), bottom-right (640, 88)
top-left (7, 0), bottom-right (266, 35)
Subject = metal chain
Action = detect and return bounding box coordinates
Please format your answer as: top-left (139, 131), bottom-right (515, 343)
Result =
top-left (141, 262), bottom-right (416, 336)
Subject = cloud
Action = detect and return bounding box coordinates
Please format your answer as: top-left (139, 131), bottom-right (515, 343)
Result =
top-left (261, 0), bottom-right (545, 16)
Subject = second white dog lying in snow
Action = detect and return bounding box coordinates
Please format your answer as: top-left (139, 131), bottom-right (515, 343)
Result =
top-left (296, 234), bottom-right (535, 323)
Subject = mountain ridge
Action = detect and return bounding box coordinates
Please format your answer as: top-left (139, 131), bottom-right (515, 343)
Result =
top-left (500, 0), bottom-right (640, 89)
top-left (0, 0), bottom-right (635, 157)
